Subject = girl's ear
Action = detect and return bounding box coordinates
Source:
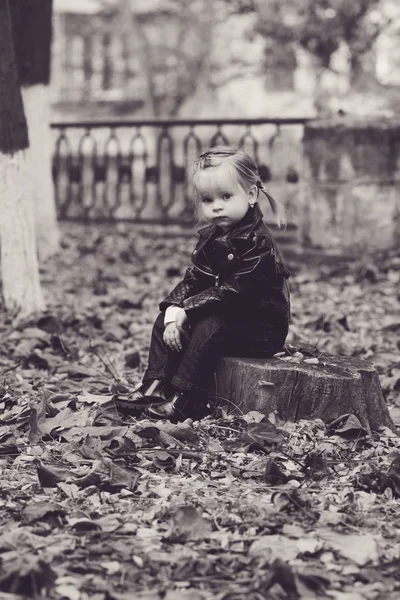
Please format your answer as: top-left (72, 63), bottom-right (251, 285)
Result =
top-left (248, 184), bottom-right (258, 206)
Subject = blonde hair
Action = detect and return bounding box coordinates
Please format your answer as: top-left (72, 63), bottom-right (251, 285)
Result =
top-left (191, 146), bottom-right (287, 229)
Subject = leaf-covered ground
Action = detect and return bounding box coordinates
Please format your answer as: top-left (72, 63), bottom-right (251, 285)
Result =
top-left (0, 223), bottom-right (400, 600)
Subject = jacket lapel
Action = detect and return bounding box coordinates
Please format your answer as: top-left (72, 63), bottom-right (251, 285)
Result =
top-left (191, 204), bottom-right (264, 274)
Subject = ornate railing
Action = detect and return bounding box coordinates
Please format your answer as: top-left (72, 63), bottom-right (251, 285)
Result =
top-left (51, 117), bottom-right (311, 225)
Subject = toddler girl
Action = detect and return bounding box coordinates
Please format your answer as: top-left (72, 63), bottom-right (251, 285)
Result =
top-left (129, 146), bottom-right (290, 422)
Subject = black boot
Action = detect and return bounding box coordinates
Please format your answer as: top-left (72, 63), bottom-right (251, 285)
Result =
top-left (143, 379), bottom-right (172, 401)
top-left (114, 379), bottom-right (170, 416)
top-left (129, 379), bottom-right (170, 403)
top-left (145, 390), bottom-right (211, 423)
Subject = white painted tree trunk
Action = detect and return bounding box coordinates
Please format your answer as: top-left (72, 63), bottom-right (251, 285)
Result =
top-left (22, 83), bottom-right (60, 261)
top-left (0, 149), bottom-right (46, 319)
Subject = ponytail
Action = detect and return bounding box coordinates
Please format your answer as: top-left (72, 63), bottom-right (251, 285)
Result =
top-left (256, 180), bottom-right (287, 229)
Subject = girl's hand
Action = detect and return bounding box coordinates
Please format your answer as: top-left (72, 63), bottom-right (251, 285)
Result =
top-left (175, 308), bottom-right (188, 333)
top-left (163, 322), bottom-right (183, 352)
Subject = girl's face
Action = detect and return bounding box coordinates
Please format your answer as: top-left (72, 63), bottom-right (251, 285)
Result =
top-left (195, 163), bottom-right (257, 232)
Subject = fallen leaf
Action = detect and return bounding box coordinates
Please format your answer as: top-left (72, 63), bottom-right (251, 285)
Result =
top-left (249, 535), bottom-right (300, 561)
top-left (281, 523), bottom-right (306, 538)
top-left (108, 591), bottom-right (160, 600)
top-left (57, 482), bottom-right (80, 499)
top-left (167, 506), bottom-right (212, 541)
top-left (264, 457), bottom-right (289, 484)
top-left (296, 568), bottom-right (332, 598)
top-left (95, 514), bottom-right (122, 533)
top-left (262, 559), bottom-right (298, 595)
top-left (326, 414), bottom-right (368, 439)
top-left (77, 390), bottom-right (114, 404)
top-left (100, 561), bottom-right (121, 575)
top-left (152, 451), bottom-right (176, 471)
top-left (67, 518), bottom-right (102, 532)
top-left (157, 421), bottom-right (200, 445)
top-left (242, 410), bottom-right (266, 423)
top-left (0, 529), bottom-right (47, 551)
top-left (242, 421), bottom-right (286, 448)
top-left (54, 583), bottom-right (81, 600)
top-left (0, 555), bottom-right (56, 596)
top-left (316, 529), bottom-right (380, 566)
top-left (164, 591), bottom-right (206, 600)
top-left (387, 455), bottom-right (400, 497)
top-left (28, 397), bottom-right (48, 443)
top-left (21, 501), bottom-right (66, 524)
top-left (35, 460), bottom-right (71, 487)
top-left (73, 457), bottom-right (140, 491)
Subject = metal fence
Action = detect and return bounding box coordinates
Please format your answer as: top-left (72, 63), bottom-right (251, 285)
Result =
top-left (51, 117), bottom-right (311, 225)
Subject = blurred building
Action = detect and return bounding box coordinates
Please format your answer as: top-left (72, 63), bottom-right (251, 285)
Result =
top-left (51, 0), bottom-right (303, 119)
top-left (51, 0), bottom-right (400, 120)
top-left (52, 0), bottom-right (148, 118)
top-left (52, 0), bottom-right (205, 118)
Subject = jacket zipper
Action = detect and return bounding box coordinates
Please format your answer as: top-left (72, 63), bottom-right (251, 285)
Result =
top-left (193, 263), bottom-right (220, 287)
top-left (194, 263), bottom-right (214, 277)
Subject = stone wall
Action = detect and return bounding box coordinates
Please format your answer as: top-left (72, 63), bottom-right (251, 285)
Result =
top-left (300, 118), bottom-right (400, 253)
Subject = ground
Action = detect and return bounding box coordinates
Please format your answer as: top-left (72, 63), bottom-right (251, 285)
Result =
top-left (0, 222), bottom-right (400, 600)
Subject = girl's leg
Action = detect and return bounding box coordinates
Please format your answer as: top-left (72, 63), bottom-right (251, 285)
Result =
top-left (142, 312), bottom-right (183, 384)
top-left (146, 315), bottom-right (288, 420)
top-left (146, 314), bottom-right (226, 420)
top-left (224, 318), bottom-right (288, 357)
top-left (144, 313), bottom-right (286, 388)
top-left (170, 314), bottom-right (226, 394)
top-left (120, 312), bottom-right (182, 409)
top-left (115, 313), bottom-right (176, 413)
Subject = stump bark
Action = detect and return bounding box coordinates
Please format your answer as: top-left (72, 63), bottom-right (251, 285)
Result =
top-left (213, 347), bottom-right (396, 434)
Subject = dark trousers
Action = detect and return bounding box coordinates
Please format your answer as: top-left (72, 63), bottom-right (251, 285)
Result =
top-left (143, 311), bottom-right (287, 395)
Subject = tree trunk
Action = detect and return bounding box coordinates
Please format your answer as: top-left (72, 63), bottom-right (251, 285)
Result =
top-left (10, 0), bottom-right (60, 261)
top-left (0, 152), bottom-right (45, 318)
top-left (0, 0), bottom-right (45, 318)
top-left (21, 84), bottom-right (60, 261)
top-left (214, 347), bottom-right (396, 434)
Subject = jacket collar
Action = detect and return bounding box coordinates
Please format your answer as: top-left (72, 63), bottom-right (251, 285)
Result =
top-left (197, 203), bottom-right (263, 240)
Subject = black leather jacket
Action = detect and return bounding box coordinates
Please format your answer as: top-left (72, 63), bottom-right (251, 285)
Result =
top-left (160, 203), bottom-right (290, 327)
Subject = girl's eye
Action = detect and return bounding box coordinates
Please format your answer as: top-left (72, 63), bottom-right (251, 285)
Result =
top-left (201, 197), bottom-right (212, 204)
top-left (222, 193), bottom-right (231, 200)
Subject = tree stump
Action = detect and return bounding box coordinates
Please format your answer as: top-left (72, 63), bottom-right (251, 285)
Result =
top-left (213, 346), bottom-right (396, 434)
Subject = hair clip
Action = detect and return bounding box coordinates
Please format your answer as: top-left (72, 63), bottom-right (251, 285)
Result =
top-left (201, 148), bottom-right (235, 158)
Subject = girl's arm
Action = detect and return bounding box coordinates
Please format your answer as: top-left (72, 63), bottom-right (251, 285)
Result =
top-left (159, 266), bottom-right (205, 313)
